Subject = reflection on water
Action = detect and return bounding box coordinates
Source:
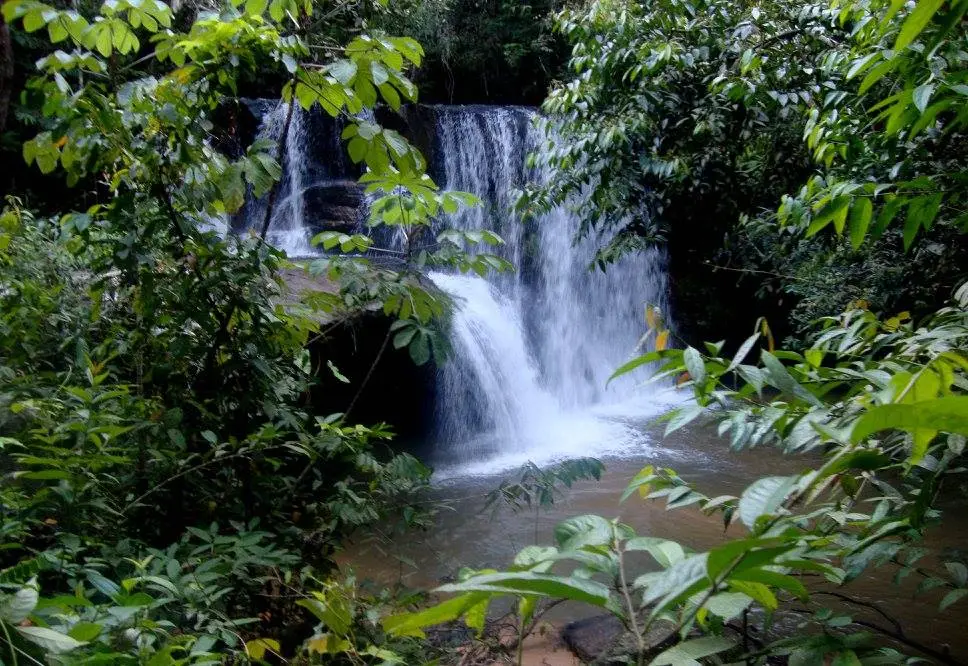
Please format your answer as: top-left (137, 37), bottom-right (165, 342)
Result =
top-left (342, 421), bottom-right (968, 661)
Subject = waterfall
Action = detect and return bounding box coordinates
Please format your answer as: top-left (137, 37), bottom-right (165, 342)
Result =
top-left (429, 106), bottom-right (676, 475)
top-left (240, 101), bottom-right (364, 255)
top-left (245, 102), bottom-right (314, 256)
top-left (237, 102), bottom-right (676, 474)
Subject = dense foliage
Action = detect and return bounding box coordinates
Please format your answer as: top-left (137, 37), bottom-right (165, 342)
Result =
top-left (3, 0), bottom-right (968, 663)
top-left (517, 0), bottom-right (968, 344)
top-left (0, 0), bottom-right (514, 662)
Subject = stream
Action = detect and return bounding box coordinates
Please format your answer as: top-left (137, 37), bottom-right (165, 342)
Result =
top-left (343, 419), bottom-right (968, 662)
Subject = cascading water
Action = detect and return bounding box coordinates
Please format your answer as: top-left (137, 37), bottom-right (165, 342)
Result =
top-left (240, 101), bottom-right (365, 255)
top-left (238, 102), bottom-right (676, 474)
top-left (246, 102), bottom-right (314, 256)
top-left (429, 106), bottom-right (677, 475)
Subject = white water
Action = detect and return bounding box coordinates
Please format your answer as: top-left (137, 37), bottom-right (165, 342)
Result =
top-left (241, 103), bottom-right (678, 475)
top-left (246, 102), bottom-right (315, 255)
top-left (429, 106), bottom-right (677, 476)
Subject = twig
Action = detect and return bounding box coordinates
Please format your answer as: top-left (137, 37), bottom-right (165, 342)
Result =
top-left (344, 325), bottom-right (393, 422)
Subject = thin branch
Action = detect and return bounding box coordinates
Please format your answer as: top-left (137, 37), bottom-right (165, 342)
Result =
top-left (344, 324), bottom-right (393, 422)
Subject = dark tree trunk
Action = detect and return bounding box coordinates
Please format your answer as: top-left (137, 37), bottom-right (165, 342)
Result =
top-left (0, 15), bottom-right (13, 134)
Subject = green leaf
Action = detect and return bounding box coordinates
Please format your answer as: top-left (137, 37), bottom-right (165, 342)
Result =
top-left (704, 592), bottom-right (753, 621)
top-left (67, 623), bottom-right (102, 642)
top-left (730, 567), bottom-right (808, 600)
top-left (894, 0), bottom-right (944, 51)
top-left (726, 333), bottom-right (759, 373)
top-left (408, 332), bottom-right (431, 365)
top-left (807, 196), bottom-right (849, 236)
top-left (607, 351), bottom-right (665, 385)
top-left (912, 83), bottom-right (934, 113)
top-left (383, 593), bottom-right (489, 638)
top-left (738, 476), bottom-right (797, 529)
top-left (554, 514), bottom-right (614, 550)
top-left (851, 397), bottom-right (968, 463)
top-left (626, 537), bottom-right (685, 568)
top-left (941, 588), bottom-right (968, 610)
top-left (682, 346), bottom-right (706, 386)
top-left (246, 638), bottom-right (280, 660)
top-left (648, 636), bottom-right (735, 665)
top-left (848, 197), bottom-right (872, 250)
top-left (638, 553), bottom-right (709, 611)
top-left (664, 404), bottom-right (702, 435)
top-left (760, 351), bottom-right (821, 406)
top-left (437, 571), bottom-right (613, 609)
top-left (727, 579), bottom-right (777, 610)
top-left (329, 59), bottom-right (357, 85)
top-left (297, 596), bottom-right (351, 636)
top-left (17, 626), bottom-right (86, 654)
top-left (244, 0), bottom-right (267, 15)
top-left (1, 581), bottom-right (38, 623)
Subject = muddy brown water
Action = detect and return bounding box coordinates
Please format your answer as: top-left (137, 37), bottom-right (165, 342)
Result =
top-left (340, 421), bottom-right (968, 662)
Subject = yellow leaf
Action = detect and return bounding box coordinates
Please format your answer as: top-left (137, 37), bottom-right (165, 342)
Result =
top-left (307, 634), bottom-right (351, 654)
top-left (760, 319), bottom-right (775, 353)
top-left (245, 638), bottom-right (280, 660)
top-left (655, 329), bottom-right (669, 351)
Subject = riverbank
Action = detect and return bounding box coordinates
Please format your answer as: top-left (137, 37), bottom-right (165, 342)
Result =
top-left (340, 419), bottom-right (968, 663)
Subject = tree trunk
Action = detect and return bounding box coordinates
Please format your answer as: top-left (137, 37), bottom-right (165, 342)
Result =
top-left (0, 13), bottom-right (13, 134)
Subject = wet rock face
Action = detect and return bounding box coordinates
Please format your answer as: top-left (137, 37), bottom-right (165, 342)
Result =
top-left (302, 180), bottom-right (365, 233)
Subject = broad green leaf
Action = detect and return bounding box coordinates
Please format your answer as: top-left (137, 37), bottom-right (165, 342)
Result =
top-left (607, 351), bottom-right (665, 385)
top-left (727, 579), bottom-right (777, 610)
top-left (245, 638), bottom-right (280, 660)
top-left (0, 581), bottom-right (38, 623)
top-left (807, 196), bottom-right (849, 236)
top-left (738, 476), bottom-right (797, 529)
top-left (704, 592), bottom-right (752, 621)
top-left (912, 83), bottom-right (934, 113)
top-left (760, 351), bottom-right (821, 406)
top-left (664, 404), bottom-right (702, 435)
top-left (554, 514), bottom-right (613, 549)
top-left (17, 626), bottom-right (86, 654)
top-left (648, 636), bottom-right (735, 665)
top-left (851, 397), bottom-right (968, 463)
top-left (848, 197), bottom-right (872, 250)
top-left (638, 553), bottom-right (709, 610)
top-left (437, 571), bottom-right (613, 609)
top-left (894, 0), bottom-right (944, 50)
top-left (730, 567), bottom-right (808, 600)
top-left (626, 537), bottom-right (685, 568)
top-left (67, 623), bottom-right (102, 642)
top-left (383, 593), bottom-right (489, 638)
top-left (682, 346), bottom-right (706, 385)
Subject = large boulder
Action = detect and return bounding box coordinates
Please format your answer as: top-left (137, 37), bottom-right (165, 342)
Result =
top-left (561, 615), bottom-right (676, 664)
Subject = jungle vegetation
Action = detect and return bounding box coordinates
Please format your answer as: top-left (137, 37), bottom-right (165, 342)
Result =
top-left (0, 0), bottom-right (966, 664)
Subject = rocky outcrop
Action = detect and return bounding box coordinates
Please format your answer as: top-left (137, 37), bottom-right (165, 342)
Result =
top-left (561, 615), bottom-right (675, 664)
top-left (303, 180), bottom-right (365, 233)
